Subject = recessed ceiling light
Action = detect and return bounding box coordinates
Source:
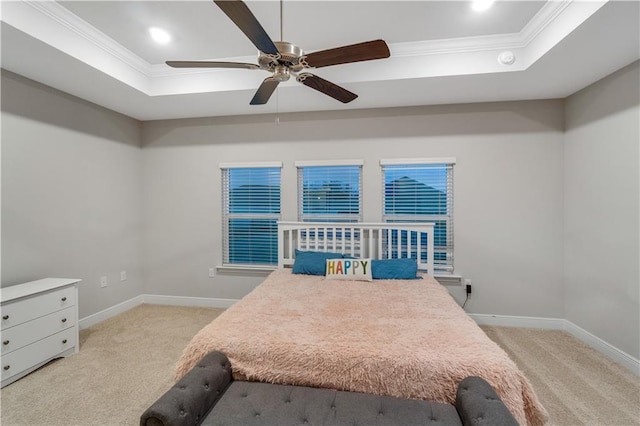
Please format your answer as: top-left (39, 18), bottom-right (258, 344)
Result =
top-left (472, 0), bottom-right (496, 12)
top-left (149, 27), bottom-right (172, 44)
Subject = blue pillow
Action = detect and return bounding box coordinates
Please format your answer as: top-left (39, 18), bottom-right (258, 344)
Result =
top-left (292, 250), bottom-right (345, 275)
top-left (371, 258), bottom-right (421, 280)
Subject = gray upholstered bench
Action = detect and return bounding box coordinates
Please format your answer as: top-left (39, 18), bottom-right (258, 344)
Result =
top-left (141, 351), bottom-right (518, 426)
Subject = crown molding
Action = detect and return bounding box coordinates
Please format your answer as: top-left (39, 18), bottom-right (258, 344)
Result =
top-left (519, 0), bottom-right (573, 46)
top-left (18, 0), bottom-right (581, 81)
top-left (24, 0), bottom-right (152, 76)
top-left (392, 0), bottom-right (572, 58)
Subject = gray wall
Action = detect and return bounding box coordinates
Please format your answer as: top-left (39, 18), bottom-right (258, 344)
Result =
top-left (1, 71), bottom-right (144, 319)
top-left (564, 61), bottom-right (640, 359)
top-left (3, 62), bottom-right (638, 361)
top-left (141, 101), bottom-right (566, 317)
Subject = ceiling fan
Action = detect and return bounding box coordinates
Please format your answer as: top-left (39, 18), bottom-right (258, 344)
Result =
top-left (166, 0), bottom-right (391, 105)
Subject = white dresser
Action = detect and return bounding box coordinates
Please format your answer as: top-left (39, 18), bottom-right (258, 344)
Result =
top-left (0, 278), bottom-right (81, 388)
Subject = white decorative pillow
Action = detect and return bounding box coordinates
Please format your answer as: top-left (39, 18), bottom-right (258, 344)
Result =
top-left (325, 258), bottom-right (373, 282)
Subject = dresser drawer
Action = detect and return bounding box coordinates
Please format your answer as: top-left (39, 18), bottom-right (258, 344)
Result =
top-left (1, 327), bottom-right (76, 382)
top-left (1, 286), bottom-right (75, 331)
top-left (1, 306), bottom-right (76, 355)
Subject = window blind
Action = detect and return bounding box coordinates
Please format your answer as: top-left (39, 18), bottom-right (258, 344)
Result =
top-left (297, 164), bottom-right (362, 222)
top-left (381, 162), bottom-right (454, 272)
top-left (222, 166), bottom-right (281, 266)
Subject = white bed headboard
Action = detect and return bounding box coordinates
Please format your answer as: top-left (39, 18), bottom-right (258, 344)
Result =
top-left (278, 221), bottom-right (435, 276)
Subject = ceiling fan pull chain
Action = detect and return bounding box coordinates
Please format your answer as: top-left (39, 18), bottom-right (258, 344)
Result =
top-left (275, 89), bottom-right (280, 126)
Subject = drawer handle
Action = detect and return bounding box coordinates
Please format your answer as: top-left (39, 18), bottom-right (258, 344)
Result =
top-left (2, 315), bottom-right (8, 320)
top-left (2, 340), bottom-right (9, 345)
top-left (61, 318), bottom-right (67, 323)
top-left (61, 297), bottom-right (67, 302)
top-left (62, 339), bottom-right (68, 344)
top-left (3, 365), bottom-right (9, 371)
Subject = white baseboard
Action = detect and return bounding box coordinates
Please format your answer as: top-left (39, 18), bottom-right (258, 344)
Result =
top-left (78, 294), bottom-right (239, 329)
top-left (470, 314), bottom-right (566, 330)
top-left (139, 294), bottom-right (238, 309)
top-left (80, 298), bottom-right (638, 376)
top-left (470, 313), bottom-right (640, 376)
top-left (79, 295), bottom-right (144, 329)
top-left (562, 320), bottom-right (640, 376)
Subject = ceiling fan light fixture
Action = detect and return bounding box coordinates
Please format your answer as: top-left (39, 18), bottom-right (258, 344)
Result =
top-left (471, 0), bottom-right (496, 12)
top-left (273, 65), bottom-right (290, 82)
top-left (149, 27), bottom-right (172, 44)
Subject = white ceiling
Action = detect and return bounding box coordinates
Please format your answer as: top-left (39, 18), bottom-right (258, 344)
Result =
top-left (1, 0), bottom-right (638, 121)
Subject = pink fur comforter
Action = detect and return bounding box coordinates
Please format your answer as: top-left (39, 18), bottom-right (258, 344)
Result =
top-left (176, 269), bottom-right (548, 425)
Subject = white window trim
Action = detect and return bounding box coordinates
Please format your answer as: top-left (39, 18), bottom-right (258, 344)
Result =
top-left (220, 161), bottom-right (283, 169)
top-left (295, 159), bottom-right (364, 167)
top-left (221, 164), bottom-right (282, 269)
top-left (216, 264), bottom-right (276, 275)
top-left (380, 157), bottom-right (456, 166)
top-left (381, 159), bottom-right (455, 274)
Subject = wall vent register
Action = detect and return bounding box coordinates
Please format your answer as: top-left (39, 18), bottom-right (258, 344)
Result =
top-left (0, 278), bottom-right (81, 388)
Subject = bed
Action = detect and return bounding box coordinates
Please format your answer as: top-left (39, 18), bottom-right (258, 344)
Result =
top-left (176, 222), bottom-right (548, 425)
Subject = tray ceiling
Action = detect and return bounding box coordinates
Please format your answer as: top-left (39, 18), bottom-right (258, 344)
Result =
top-left (1, 0), bottom-right (638, 120)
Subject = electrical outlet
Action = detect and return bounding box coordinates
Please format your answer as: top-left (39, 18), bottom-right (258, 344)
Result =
top-left (464, 279), bottom-right (472, 295)
top-left (120, 270), bottom-right (127, 282)
top-left (209, 268), bottom-right (215, 278)
top-left (100, 276), bottom-right (108, 288)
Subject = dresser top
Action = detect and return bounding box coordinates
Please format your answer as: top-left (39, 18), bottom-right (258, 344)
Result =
top-left (1, 278), bottom-right (81, 303)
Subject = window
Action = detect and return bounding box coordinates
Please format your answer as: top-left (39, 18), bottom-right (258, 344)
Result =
top-left (296, 161), bottom-right (363, 222)
top-left (221, 163), bottom-right (282, 267)
top-left (381, 158), bottom-right (455, 273)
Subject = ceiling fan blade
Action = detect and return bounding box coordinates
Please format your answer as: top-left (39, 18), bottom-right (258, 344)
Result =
top-left (214, 0), bottom-right (279, 56)
top-left (302, 39), bottom-right (390, 69)
top-left (166, 61), bottom-right (260, 70)
top-left (296, 73), bottom-right (357, 104)
top-left (250, 77), bottom-right (280, 105)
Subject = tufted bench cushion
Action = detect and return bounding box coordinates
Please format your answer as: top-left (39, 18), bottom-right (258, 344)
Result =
top-left (141, 351), bottom-right (518, 426)
top-left (203, 381), bottom-right (462, 425)
top-left (456, 376), bottom-right (521, 426)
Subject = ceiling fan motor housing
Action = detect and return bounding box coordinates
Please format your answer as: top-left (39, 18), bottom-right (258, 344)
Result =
top-left (258, 41), bottom-right (305, 73)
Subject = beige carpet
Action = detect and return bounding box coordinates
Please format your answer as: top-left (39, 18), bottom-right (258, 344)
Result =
top-left (481, 326), bottom-right (640, 425)
top-left (0, 304), bottom-right (224, 426)
top-left (0, 304), bottom-right (638, 425)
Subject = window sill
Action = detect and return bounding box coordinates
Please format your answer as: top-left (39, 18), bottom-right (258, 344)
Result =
top-left (216, 265), bottom-right (277, 276)
top-left (434, 274), bottom-right (463, 286)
